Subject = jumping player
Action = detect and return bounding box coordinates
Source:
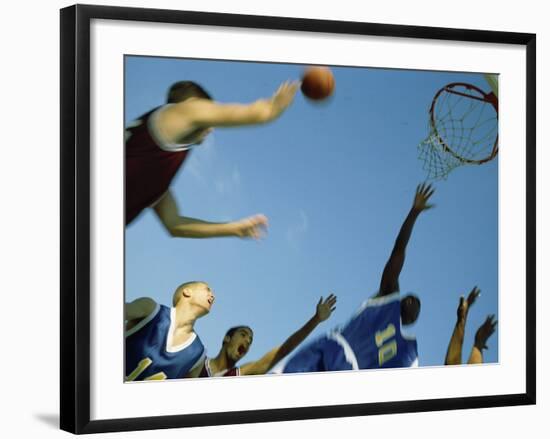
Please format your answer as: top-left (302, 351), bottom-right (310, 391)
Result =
top-left (125, 281), bottom-right (215, 381)
top-left (192, 295), bottom-right (337, 377)
top-left (126, 80), bottom-right (298, 237)
top-left (445, 287), bottom-right (497, 365)
top-left (280, 184), bottom-right (435, 373)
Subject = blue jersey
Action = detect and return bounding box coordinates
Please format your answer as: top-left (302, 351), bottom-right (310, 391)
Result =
top-left (125, 304), bottom-right (206, 381)
top-left (283, 293), bottom-right (417, 373)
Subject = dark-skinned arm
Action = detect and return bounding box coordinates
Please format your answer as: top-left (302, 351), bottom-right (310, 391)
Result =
top-left (378, 183), bottom-right (435, 296)
top-left (444, 287), bottom-right (480, 365)
top-left (467, 315), bottom-right (497, 364)
top-left (239, 295), bottom-right (337, 375)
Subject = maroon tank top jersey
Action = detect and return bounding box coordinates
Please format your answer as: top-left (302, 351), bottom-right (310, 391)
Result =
top-left (125, 107), bottom-right (194, 225)
top-left (199, 358), bottom-right (240, 377)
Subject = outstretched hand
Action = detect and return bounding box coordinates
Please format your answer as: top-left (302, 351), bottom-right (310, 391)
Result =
top-left (412, 183), bottom-right (435, 213)
top-left (457, 286), bottom-right (481, 321)
top-left (474, 315), bottom-right (498, 351)
top-left (232, 214), bottom-right (269, 240)
top-left (315, 294), bottom-right (337, 322)
top-left (270, 81), bottom-right (299, 119)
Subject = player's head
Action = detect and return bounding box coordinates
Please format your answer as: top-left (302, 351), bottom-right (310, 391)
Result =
top-left (167, 81), bottom-right (213, 144)
top-left (222, 325), bottom-right (254, 363)
top-left (167, 81), bottom-right (212, 104)
top-left (172, 281), bottom-right (215, 316)
top-left (400, 294), bottom-right (421, 325)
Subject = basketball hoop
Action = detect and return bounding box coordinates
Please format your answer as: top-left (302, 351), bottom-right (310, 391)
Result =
top-left (418, 82), bottom-right (498, 180)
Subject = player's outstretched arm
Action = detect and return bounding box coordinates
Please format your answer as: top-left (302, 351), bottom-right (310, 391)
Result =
top-left (153, 190), bottom-right (268, 240)
top-left (239, 295), bottom-right (337, 376)
top-left (467, 315), bottom-right (497, 364)
top-left (166, 81), bottom-right (299, 129)
top-left (378, 183), bottom-right (435, 296)
top-left (125, 297), bottom-right (157, 330)
top-left (444, 287), bottom-right (480, 365)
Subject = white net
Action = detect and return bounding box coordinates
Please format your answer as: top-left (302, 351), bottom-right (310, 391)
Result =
top-left (418, 83), bottom-right (498, 180)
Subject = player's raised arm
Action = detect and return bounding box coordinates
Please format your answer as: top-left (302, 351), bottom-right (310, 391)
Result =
top-left (153, 190), bottom-right (268, 240)
top-left (239, 295), bottom-right (337, 375)
top-left (467, 315), bottom-right (497, 364)
top-left (125, 297), bottom-right (157, 330)
top-left (164, 81), bottom-right (299, 129)
top-left (444, 287), bottom-right (480, 365)
top-left (378, 183), bottom-right (435, 296)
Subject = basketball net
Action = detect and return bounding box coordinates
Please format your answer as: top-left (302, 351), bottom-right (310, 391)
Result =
top-left (418, 82), bottom-right (498, 180)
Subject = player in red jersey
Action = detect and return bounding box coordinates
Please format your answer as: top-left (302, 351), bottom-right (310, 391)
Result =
top-left (126, 80), bottom-right (298, 238)
top-left (445, 286), bottom-right (497, 365)
top-left (191, 295), bottom-right (337, 377)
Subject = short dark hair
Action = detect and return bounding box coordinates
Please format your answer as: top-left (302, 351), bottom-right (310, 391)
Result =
top-left (167, 81), bottom-right (212, 103)
top-left (224, 326), bottom-right (253, 341)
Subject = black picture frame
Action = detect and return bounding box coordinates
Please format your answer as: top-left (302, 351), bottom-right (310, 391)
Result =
top-left (60, 4), bottom-right (536, 434)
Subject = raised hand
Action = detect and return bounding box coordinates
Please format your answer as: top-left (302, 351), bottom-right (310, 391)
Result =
top-left (232, 214), bottom-right (269, 240)
top-left (412, 183), bottom-right (435, 213)
top-left (474, 315), bottom-right (498, 351)
top-left (270, 81), bottom-right (299, 118)
top-left (315, 294), bottom-right (337, 322)
top-left (457, 286), bottom-right (481, 321)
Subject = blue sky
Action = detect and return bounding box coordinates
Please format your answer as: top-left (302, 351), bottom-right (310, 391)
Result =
top-left (125, 56), bottom-right (498, 368)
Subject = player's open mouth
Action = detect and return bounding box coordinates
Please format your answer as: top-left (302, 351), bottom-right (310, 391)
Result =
top-left (238, 345), bottom-right (246, 355)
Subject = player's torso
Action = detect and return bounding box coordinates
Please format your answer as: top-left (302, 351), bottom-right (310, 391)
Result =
top-left (125, 305), bottom-right (205, 381)
top-left (125, 108), bottom-right (192, 224)
top-left (199, 358), bottom-right (240, 378)
top-left (338, 294), bottom-right (418, 369)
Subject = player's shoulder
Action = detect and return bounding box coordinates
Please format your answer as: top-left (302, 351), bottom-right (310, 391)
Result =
top-left (125, 300), bottom-right (162, 337)
top-left (367, 291), bottom-right (401, 307)
top-left (131, 296), bottom-right (158, 313)
top-left (162, 97), bottom-right (212, 116)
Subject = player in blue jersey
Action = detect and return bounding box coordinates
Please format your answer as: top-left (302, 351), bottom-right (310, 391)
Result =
top-left (195, 295), bottom-right (337, 377)
top-left (125, 281), bottom-right (215, 381)
top-left (445, 286), bottom-right (497, 365)
top-left (281, 183), bottom-right (435, 373)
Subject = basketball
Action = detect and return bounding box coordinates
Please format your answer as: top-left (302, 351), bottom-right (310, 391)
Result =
top-left (301, 67), bottom-right (335, 101)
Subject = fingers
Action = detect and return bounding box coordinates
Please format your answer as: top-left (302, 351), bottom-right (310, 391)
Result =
top-left (275, 80), bottom-right (299, 98)
top-left (418, 182), bottom-right (435, 199)
top-left (237, 214), bottom-right (269, 240)
top-left (476, 314), bottom-right (498, 349)
top-left (414, 183), bottom-right (436, 211)
top-left (326, 294), bottom-right (337, 307)
top-left (467, 286), bottom-right (481, 306)
top-left (320, 294), bottom-right (337, 304)
top-left (248, 214), bottom-right (268, 227)
top-left (317, 294), bottom-right (337, 316)
top-left (485, 314), bottom-right (498, 332)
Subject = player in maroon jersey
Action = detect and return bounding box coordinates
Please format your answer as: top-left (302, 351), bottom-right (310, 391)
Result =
top-left (192, 295), bottom-right (337, 377)
top-left (126, 80), bottom-right (298, 238)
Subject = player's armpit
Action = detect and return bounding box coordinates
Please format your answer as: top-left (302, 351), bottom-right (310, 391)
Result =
top-left (185, 362), bottom-right (205, 378)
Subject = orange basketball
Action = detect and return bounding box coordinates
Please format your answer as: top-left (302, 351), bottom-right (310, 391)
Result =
top-left (301, 67), bottom-right (335, 101)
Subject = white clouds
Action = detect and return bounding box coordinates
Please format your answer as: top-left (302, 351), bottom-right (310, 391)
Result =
top-left (215, 166), bottom-right (241, 195)
top-left (286, 209), bottom-right (309, 249)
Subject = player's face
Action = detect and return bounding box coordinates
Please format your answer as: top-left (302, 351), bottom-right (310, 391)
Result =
top-left (401, 295), bottom-right (421, 325)
top-left (191, 283), bottom-right (215, 315)
top-left (227, 328), bottom-right (254, 362)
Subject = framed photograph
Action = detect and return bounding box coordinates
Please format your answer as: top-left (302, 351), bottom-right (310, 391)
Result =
top-left (60, 4), bottom-right (536, 434)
